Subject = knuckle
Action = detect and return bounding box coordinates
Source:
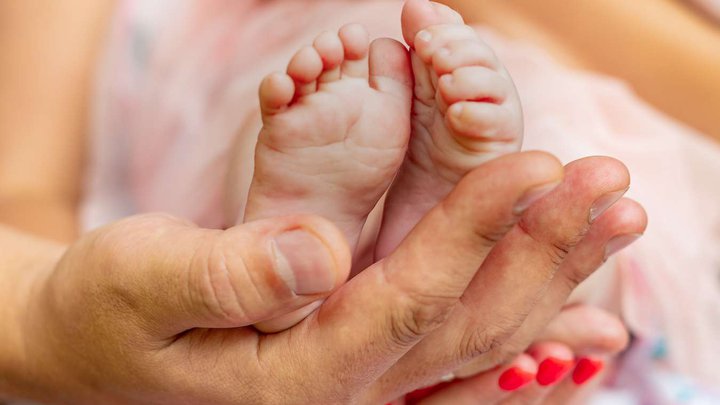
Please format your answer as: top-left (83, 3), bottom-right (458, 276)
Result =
top-left (558, 259), bottom-right (595, 295)
top-left (518, 217), bottom-right (588, 269)
top-left (459, 328), bottom-right (504, 361)
top-left (388, 289), bottom-right (458, 347)
top-left (434, 198), bottom-right (505, 244)
top-left (473, 220), bottom-right (514, 249)
top-left (199, 240), bottom-right (252, 323)
top-left (545, 241), bottom-right (571, 267)
top-left (489, 341), bottom-right (526, 366)
top-left (458, 317), bottom-right (522, 362)
top-left (437, 189), bottom-right (516, 247)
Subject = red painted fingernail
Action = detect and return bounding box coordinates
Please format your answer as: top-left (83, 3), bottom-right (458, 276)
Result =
top-left (498, 367), bottom-right (535, 391)
top-left (536, 357), bottom-right (574, 386)
top-left (572, 357), bottom-right (604, 385)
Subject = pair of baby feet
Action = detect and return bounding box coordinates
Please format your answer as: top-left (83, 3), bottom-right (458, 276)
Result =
top-left (245, 0), bottom-right (523, 330)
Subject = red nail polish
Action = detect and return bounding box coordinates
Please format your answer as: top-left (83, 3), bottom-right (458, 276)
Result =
top-left (572, 358), bottom-right (604, 385)
top-left (498, 367), bottom-right (535, 391)
top-left (536, 357), bottom-right (574, 386)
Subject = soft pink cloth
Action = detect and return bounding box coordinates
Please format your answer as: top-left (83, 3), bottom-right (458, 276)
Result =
top-left (83, 0), bottom-right (720, 401)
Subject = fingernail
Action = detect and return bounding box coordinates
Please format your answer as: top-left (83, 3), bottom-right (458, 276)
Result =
top-left (572, 357), bottom-right (604, 385)
top-left (604, 233), bottom-right (642, 260)
top-left (589, 188), bottom-right (627, 222)
top-left (417, 30), bottom-right (432, 42)
top-left (513, 181), bottom-right (561, 214)
top-left (498, 367), bottom-right (535, 391)
top-left (271, 229), bottom-right (336, 295)
top-left (536, 357), bottom-right (574, 386)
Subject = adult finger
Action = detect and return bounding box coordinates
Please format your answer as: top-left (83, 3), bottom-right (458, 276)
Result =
top-left (73, 213), bottom-right (352, 338)
top-left (538, 304), bottom-right (630, 356)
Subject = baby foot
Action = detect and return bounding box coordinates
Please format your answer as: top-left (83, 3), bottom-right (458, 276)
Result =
top-left (375, 0), bottom-right (524, 258)
top-left (245, 24), bottom-right (413, 259)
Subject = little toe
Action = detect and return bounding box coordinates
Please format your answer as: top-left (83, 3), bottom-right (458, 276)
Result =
top-left (401, 0), bottom-right (464, 48)
top-left (287, 46), bottom-right (324, 97)
top-left (259, 72), bottom-right (295, 117)
top-left (432, 38), bottom-right (500, 75)
top-left (438, 66), bottom-right (510, 105)
top-left (313, 31), bottom-right (344, 84)
top-left (339, 23), bottom-right (370, 78)
top-left (446, 102), bottom-right (523, 144)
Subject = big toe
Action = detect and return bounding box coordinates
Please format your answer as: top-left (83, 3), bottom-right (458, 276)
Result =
top-left (401, 0), bottom-right (464, 48)
top-left (369, 38), bottom-right (413, 99)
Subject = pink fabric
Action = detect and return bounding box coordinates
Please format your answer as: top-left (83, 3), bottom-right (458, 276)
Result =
top-left (83, 0), bottom-right (720, 401)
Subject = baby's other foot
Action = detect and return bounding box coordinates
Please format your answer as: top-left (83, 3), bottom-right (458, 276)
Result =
top-left (376, 0), bottom-right (524, 258)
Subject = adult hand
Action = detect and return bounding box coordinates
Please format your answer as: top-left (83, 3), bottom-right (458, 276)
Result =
top-left (6, 152), bottom-right (643, 404)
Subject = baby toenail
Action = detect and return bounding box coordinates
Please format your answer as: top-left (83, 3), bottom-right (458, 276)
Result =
top-left (417, 30), bottom-right (432, 42)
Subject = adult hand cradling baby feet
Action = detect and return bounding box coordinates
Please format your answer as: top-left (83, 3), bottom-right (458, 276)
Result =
top-left (7, 152), bottom-right (644, 404)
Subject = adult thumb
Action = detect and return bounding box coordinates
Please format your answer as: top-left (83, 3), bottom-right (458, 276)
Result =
top-left (98, 213), bottom-right (351, 336)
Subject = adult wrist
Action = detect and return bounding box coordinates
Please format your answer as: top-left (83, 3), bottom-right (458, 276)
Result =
top-left (0, 225), bottom-right (64, 401)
